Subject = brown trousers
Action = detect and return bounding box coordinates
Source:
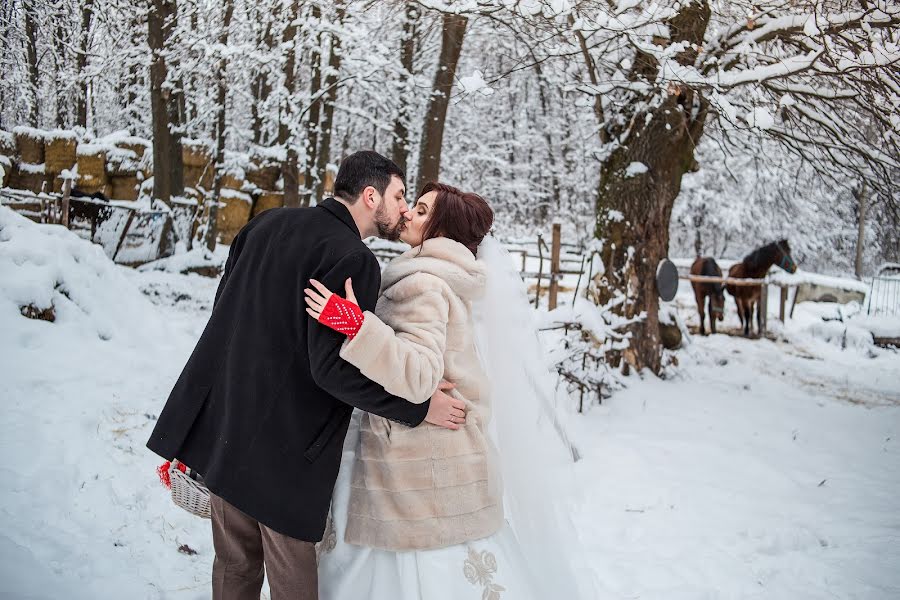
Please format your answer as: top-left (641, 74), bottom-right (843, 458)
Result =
top-left (210, 493), bottom-right (318, 600)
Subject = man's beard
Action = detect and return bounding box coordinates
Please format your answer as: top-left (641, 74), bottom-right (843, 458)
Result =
top-left (374, 201), bottom-right (405, 241)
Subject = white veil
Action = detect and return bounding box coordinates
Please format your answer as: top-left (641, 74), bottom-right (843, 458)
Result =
top-left (472, 236), bottom-right (593, 598)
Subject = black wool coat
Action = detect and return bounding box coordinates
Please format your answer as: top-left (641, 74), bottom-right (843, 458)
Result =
top-left (146, 198), bottom-right (430, 541)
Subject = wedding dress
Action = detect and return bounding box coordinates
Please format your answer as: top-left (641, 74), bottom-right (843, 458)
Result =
top-left (317, 237), bottom-right (587, 600)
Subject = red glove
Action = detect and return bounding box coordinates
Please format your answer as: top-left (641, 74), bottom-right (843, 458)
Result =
top-left (319, 293), bottom-right (364, 339)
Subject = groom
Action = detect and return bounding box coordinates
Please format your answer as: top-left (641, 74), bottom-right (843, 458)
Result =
top-left (146, 151), bottom-right (465, 600)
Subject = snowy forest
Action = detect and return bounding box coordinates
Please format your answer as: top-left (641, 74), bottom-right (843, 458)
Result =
top-left (1, 1), bottom-right (899, 598)
top-left (2, 0), bottom-right (899, 371)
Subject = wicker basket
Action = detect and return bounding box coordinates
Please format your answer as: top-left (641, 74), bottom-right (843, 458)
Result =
top-left (169, 460), bottom-right (211, 519)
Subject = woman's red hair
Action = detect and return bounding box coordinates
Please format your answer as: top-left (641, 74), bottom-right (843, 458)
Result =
top-left (418, 182), bottom-right (494, 256)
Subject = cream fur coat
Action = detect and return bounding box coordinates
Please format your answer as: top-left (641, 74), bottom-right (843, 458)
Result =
top-left (337, 236), bottom-right (503, 551)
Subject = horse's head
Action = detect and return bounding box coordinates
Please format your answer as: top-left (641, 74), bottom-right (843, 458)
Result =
top-left (775, 239), bottom-right (797, 273)
top-left (711, 284), bottom-right (726, 321)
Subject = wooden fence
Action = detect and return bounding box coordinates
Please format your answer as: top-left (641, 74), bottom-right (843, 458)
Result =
top-left (0, 186), bottom-right (180, 263)
top-left (677, 274), bottom-right (791, 335)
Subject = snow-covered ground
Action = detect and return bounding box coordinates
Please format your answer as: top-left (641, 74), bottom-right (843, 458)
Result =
top-left (2, 208), bottom-right (899, 599)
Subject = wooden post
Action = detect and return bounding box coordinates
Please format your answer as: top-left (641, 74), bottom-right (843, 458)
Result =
top-left (548, 223), bottom-right (561, 310)
top-left (572, 254), bottom-right (586, 307)
top-left (534, 234), bottom-right (545, 307)
top-left (112, 209), bottom-right (137, 262)
top-left (759, 283), bottom-right (768, 335)
top-left (779, 285), bottom-right (788, 322)
top-left (61, 177), bottom-right (72, 229)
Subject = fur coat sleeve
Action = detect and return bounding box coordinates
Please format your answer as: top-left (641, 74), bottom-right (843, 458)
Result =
top-left (338, 275), bottom-right (449, 403)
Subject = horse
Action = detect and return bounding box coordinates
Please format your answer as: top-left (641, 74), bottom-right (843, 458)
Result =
top-left (726, 239), bottom-right (797, 337)
top-left (690, 257), bottom-right (726, 335)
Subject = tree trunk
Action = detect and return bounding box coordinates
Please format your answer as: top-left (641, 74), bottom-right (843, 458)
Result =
top-left (76, 0), bottom-right (95, 129)
top-left (251, 24), bottom-right (274, 146)
top-left (0, 1), bottom-right (12, 129)
top-left (572, 18), bottom-right (608, 146)
top-left (592, 1), bottom-right (711, 374)
top-left (300, 5), bottom-right (323, 208)
top-left (24, 5), bottom-right (40, 128)
top-left (854, 182), bottom-right (867, 279)
top-left (54, 9), bottom-right (68, 128)
top-left (279, 0), bottom-right (301, 208)
top-left (417, 12), bottom-right (467, 188)
top-left (313, 2), bottom-right (346, 203)
top-left (126, 8), bottom-right (143, 110)
top-left (148, 0), bottom-right (184, 205)
top-left (532, 58), bottom-right (560, 221)
top-left (206, 0), bottom-right (234, 251)
top-left (391, 1), bottom-right (418, 181)
top-left (183, 9), bottom-right (198, 124)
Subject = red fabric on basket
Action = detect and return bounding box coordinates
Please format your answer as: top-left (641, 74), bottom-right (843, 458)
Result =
top-left (318, 293), bottom-right (364, 339)
top-left (157, 460), bottom-right (187, 489)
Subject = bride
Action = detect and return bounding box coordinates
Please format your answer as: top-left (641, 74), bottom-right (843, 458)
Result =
top-left (305, 182), bottom-right (586, 599)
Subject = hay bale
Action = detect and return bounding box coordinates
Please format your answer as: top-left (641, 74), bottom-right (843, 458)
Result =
top-left (216, 190), bottom-right (252, 245)
top-left (183, 186), bottom-right (205, 203)
top-left (9, 163), bottom-right (49, 194)
top-left (253, 191), bottom-right (284, 217)
top-left (119, 140), bottom-right (149, 162)
top-left (77, 181), bottom-right (110, 197)
top-left (0, 130), bottom-right (15, 156)
top-left (76, 144), bottom-right (108, 193)
top-left (184, 164), bottom-right (214, 190)
top-left (183, 166), bottom-right (201, 188)
top-left (0, 155), bottom-right (10, 188)
top-left (51, 175), bottom-right (76, 194)
top-left (182, 143), bottom-right (212, 168)
top-left (106, 148), bottom-right (142, 177)
top-left (110, 175), bottom-right (140, 201)
top-left (220, 173), bottom-right (245, 192)
top-left (246, 163), bottom-right (280, 191)
top-left (323, 169), bottom-right (335, 197)
top-left (13, 127), bottom-right (46, 164)
top-left (45, 134), bottom-right (77, 174)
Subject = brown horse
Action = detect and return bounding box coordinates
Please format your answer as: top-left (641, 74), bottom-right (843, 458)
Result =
top-left (727, 240), bottom-right (797, 337)
top-left (690, 257), bottom-right (725, 335)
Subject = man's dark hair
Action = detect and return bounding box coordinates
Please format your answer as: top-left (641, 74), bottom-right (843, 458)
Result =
top-left (333, 151), bottom-right (405, 204)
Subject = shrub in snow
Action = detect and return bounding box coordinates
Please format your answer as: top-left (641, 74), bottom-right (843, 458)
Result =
top-left (536, 297), bottom-right (641, 409)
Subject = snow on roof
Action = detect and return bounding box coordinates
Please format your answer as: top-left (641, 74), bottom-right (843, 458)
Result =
top-left (768, 269), bottom-right (870, 294)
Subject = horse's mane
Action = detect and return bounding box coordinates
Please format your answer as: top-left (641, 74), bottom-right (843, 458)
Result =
top-left (742, 242), bottom-right (778, 272)
top-left (699, 258), bottom-right (725, 295)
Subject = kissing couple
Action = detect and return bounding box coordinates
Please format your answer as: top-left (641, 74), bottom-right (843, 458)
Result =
top-left (147, 151), bottom-right (582, 599)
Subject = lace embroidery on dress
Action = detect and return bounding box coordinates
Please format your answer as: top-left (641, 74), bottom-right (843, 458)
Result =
top-left (463, 546), bottom-right (505, 599)
top-left (316, 509), bottom-right (337, 561)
